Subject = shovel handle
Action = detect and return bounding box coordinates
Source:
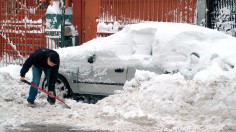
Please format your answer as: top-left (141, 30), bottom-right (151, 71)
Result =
top-left (22, 79), bottom-right (31, 85)
top-left (22, 80), bottom-right (65, 103)
top-left (21, 79), bottom-right (71, 109)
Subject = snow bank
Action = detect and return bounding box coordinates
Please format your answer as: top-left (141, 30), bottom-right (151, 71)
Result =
top-left (97, 69), bottom-right (236, 131)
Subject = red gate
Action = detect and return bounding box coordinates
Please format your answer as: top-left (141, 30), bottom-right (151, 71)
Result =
top-left (72, 0), bottom-right (197, 43)
top-left (0, 0), bottom-right (48, 64)
top-left (97, 0), bottom-right (197, 36)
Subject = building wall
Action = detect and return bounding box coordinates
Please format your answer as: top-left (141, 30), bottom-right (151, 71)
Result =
top-left (72, 0), bottom-right (100, 44)
top-left (72, 0), bottom-right (83, 45)
top-left (196, 0), bottom-right (207, 26)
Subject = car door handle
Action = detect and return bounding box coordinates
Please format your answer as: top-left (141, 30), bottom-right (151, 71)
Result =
top-left (115, 68), bottom-right (124, 73)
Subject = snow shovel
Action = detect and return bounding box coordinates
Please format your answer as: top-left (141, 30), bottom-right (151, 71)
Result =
top-left (22, 80), bottom-right (71, 109)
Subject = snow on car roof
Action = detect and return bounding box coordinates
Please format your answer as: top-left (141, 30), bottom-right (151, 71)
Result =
top-left (56, 22), bottom-right (236, 79)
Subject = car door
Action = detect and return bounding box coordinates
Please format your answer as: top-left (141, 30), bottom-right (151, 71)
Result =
top-left (126, 65), bottom-right (164, 81)
top-left (77, 56), bottom-right (127, 96)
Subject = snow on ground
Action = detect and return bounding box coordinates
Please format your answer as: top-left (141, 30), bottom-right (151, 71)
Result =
top-left (1, 22), bottom-right (236, 131)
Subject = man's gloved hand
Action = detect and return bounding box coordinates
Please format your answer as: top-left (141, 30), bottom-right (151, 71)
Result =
top-left (20, 77), bottom-right (25, 81)
top-left (48, 91), bottom-right (54, 97)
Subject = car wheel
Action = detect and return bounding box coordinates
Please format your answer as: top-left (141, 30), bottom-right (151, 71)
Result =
top-left (42, 74), bottom-right (72, 99)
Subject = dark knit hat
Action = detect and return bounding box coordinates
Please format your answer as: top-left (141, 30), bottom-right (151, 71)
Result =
top-left (48, 51), bottom-right (60, 64)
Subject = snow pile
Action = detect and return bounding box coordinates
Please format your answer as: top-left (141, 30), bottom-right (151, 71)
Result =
top-left (97, 21), bottom-right (121, 33)
top-left (46, 1), bottom-right (61, 14)
top-left (97, 69), bottom-right (236, 131)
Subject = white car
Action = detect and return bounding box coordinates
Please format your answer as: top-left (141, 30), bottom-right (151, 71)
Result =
top-left (42, 22), bottom-right (236, 103)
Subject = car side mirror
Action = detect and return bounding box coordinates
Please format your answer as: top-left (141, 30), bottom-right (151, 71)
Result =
top-left (88, 54), bottom-right (95, 64)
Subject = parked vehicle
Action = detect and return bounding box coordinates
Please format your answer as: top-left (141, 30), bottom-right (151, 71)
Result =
top-left (41, 22), bottom-right (235, 103)
top-left (41, 53), bottom-right (164, 103)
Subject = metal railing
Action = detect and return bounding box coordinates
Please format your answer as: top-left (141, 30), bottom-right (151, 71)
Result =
top-left (0, 0), bottom-right (47, 66)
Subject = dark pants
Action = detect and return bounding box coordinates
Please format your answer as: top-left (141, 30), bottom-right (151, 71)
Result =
top-left (27, 65), bottom-right (56, 103)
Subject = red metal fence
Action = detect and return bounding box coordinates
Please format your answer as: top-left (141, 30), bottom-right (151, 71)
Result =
top-left (100, 0), bottom-right (196, 23)
top-left (97, 0), bottom-right (197, 36)
top-left (0, 0), bottom-right (47, 65)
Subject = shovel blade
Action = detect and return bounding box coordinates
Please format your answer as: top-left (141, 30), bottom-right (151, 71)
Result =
top-left (62, 103), bottom-right (71, 109)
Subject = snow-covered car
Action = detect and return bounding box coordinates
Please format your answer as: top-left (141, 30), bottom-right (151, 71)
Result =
top-left (42, 22), bottom-right (236, 103)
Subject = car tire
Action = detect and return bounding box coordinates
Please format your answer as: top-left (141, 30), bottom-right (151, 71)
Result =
top-left (42, 74), bottom-right (72, 99)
